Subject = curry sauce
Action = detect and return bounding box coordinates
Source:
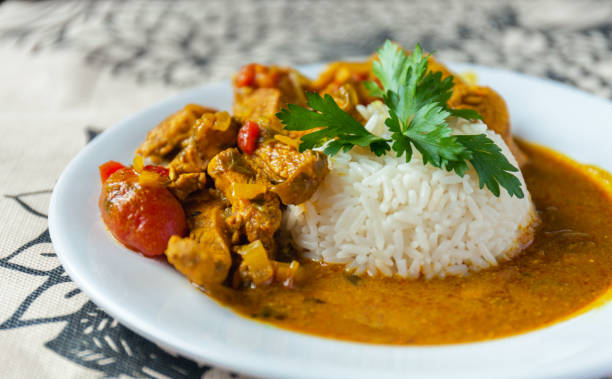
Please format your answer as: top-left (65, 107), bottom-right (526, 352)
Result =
top-left (203, 140), bottom-right (612, 344)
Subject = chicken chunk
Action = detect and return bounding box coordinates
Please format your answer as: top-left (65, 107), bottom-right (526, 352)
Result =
top-left (311, 61), bottom-right (373, 90)
top-left (169, 111), bottom-right (239, 175)
top-left (248, 139), bottom-right (329, 205)
top-left (166, 236), bottom-right (231, 286)
top-left (165, 111), bottom-right (239, 200)
top-left (233, 64), bottom-right (310, 131)
top-left (165, 190), bottom-right (232, 286)
top-left (207, 148), bottom-right (282, 255)
top-left (207, 148), bottom-right (265, 195)
top-left (234, 88), bottom-right (284, 129)
top-left (231, 193), bottom-right (282, 256)
top-left (319, 83), bottom-right (367, 122)
top-left (312, 61), bottom-right (378, 118)
top-left (137, 104), bottom-right (216, 163)
top-left (167, 172), bottom-right (207, 201)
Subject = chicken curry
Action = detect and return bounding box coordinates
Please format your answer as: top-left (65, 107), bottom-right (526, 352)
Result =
top-left (98, 44), bottom-right (612, 345)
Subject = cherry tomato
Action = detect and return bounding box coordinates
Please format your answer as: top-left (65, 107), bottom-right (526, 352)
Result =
top-left (99, 160), bottom-right (125, 183)
top-left (235, 63), bottom-right (256, 87)
top-left (99, 167), bottom-right (186, 257)
top-left (237, 121), bottom-right (260, 155)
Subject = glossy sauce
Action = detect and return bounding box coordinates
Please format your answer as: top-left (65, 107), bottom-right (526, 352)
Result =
top-left (204, 141), bottom-right (612, 344)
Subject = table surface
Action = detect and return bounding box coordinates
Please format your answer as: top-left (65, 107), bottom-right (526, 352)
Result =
top-left (1, 0), bottom-right (611, 378)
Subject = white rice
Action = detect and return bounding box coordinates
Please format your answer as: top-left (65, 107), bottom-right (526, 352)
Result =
top-left (283, 102), bottom-right (538, 279)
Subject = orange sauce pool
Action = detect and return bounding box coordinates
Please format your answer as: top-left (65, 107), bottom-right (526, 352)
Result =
top-left (203, 141), bottom-right (612, 344)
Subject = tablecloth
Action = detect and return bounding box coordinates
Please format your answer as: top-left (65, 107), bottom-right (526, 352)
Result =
top-left (1, 0), bottom-right (611, 378)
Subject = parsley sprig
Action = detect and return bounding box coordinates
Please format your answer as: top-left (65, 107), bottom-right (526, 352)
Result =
top-left (276, 40), bottom-right (524, 198)
top-left (276, 92), bottom-right (391, 156)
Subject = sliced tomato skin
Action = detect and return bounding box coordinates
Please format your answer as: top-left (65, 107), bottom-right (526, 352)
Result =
top-left (99, 167), bottom-right (186, 257)
top-left (99, 161), bottom-right (126, 183)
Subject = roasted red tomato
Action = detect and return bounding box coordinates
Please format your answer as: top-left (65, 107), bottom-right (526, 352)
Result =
top-left (234, 63), bottom-right (281, 89)
top-left (237, 121), bottom-right (260, 155)
top-left (234, 63), bottom-right (256, 87)
top-left (99, 165), bottom-right (186, 257)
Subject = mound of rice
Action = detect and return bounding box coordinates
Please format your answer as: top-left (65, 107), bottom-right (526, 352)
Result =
top-left (283, 101), bottom-right (538, 279)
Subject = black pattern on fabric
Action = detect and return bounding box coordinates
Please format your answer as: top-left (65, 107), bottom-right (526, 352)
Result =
top-left (0, 0), bottom-right (610, 97)
top-left (86, 127), bottom-right (104, 143)
top-left (45, 302), bottom-right (208, 378)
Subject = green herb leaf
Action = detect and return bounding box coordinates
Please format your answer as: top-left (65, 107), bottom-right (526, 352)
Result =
top-left (375, 44), bottom-right (467, 167)
top-left (371, 41), bottom-right (519, 197)
top-left (370, 40), bottom-right (410, 94)
top-left (385, 110), bottom-right (413, 162)
top-left (402, 104), bottom-right (467, 167)
top-left (378, 44), bottom-right (430, 124)
top-left (276, 92), bottom-right (390, 156)
top-left (449, 108), bottom-right (482, 120)
top-left (374, 42), bottom-right (482, 122)
top-left (455, 134), bottom-right (524, 198)
top-left (363, 80), bottom-right (384, 98)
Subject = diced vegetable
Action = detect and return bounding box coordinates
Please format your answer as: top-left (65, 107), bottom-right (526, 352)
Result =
top-left (98, 161), bottom-right (125, 183)
top-left (133, 154), bottom-right (144, 171)
top-left (231, 182), bottom-right (267, 200)
top-left (237, 240), bottom-right (274, 286)
top-left (99, 167), bottom-right (186, 257)
top-left (237, 121), bottom-right (260, 155)
top-left (138, 165), bottom-right (171, 187)
top-left (138, 170), bottom-right (164, 187)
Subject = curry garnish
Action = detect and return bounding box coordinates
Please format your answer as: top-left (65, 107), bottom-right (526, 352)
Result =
top-left (277, 40), bottom-right (524, 198)
top-left (276, 91), bottom-right (391, 156)
top-left (453, 134), bottom-right (524, 198)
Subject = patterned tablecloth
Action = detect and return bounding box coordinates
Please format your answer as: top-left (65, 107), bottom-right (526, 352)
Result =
top-left (1, 1), bottom-right (611, 378)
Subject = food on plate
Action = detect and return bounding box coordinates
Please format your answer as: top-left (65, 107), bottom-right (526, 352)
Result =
top-left (97, 40), bottom-right (612, 344)
top-left (98, 160), bottom-right (186, 257)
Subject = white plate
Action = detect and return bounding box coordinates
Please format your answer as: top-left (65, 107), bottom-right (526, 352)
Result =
top-left (49, 63), bottom-right (612, 379)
